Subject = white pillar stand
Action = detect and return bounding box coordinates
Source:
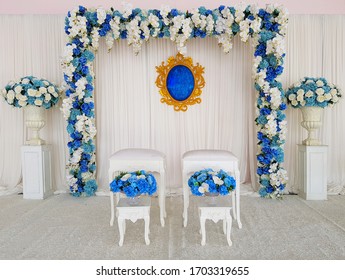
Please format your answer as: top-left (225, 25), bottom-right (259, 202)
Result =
top-left (21, 145), bottom-right (52, 199)
top-left (298, 145), bottom-right (327, 200)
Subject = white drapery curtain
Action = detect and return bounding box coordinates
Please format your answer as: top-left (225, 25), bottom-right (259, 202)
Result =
top-left (0, 15), bottom-right (345, 195)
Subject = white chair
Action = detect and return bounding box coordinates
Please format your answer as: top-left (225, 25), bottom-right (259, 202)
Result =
top-left (109, 148), bottom-right (167, 227)
top-left (182, 149), bottom-right (242, 229)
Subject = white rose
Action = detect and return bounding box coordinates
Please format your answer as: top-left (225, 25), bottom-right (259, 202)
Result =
top-left (18, 100), bottom-right (27, 107)
top-left (39, 87), bottom-right (47, 94)
top-left (306, 79), bottom-right (314, 84)
top-left (21, 78), bottom-right (30, 84)
top-left (7, 90), bottom-right (15, 99)
top-left (316, 80), bottom-right (324, 87)
top-left (48, 86), bottom-right (55, 94)
top-left (18, 94), bottom-right (27, 101)
top-left (297, 89), bottom-right (305, 95)
top-left (121, 173), bottom-right (131, 181)
top-left (291, 100), bottom-right (298, 106)
top-left (296, 95), bottom-right (304, 102)
top-left (137, 175), bottom-right (146, 179)
top-left (198, 186), bottom-right (205, 194)
top-left (332, 96), bottom-right (339, 103)
top-left (288, 94), bottom-right (296, 101)
top-left (324, 93), bottom-right (332, 101)
top-left (330, 89), bottom-right (338, 96)
top-left (34, 99), bottom-right (43, 106)
top-left (42, 81), bottom-right (49, 86)
top-left (14, 86), bottom-right (22, 94)
top-left (7, 98), bottom-right (14, 104)
top-left (27, 88), bottom-right (37, 97)
top-left (316, 88), bottom-right (324, 96)
top-left (316, 95), bottom-right (325, 102)
top-left (305, 90), bottom-right (314, 98)
top-left (45, 94), bottom-right (52, 101)
top-left (300, 100), bottom-right (306, 106)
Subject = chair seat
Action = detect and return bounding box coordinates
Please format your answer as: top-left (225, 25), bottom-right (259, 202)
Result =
top-left (110, 148), bottom-right (166, 161)
top-left (182, 149), bottom-right (239, 162)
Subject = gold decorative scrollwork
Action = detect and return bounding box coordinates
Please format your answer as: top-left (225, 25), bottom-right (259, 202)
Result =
top-left (155, 53), bottom-right (205, 112)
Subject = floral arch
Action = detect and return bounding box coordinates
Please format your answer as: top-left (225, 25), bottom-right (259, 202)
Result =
top-left (62, 4), bottom-right (288, 198)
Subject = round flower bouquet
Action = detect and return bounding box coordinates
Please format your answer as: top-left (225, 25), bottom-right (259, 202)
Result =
top-left (286, 77), bottom-right (341, 108)
top-left (188, 169), bottom-right (236, 196)
top-left (286, 77), bottom-right (342, 145)
top-left (110, 170), bottom-right (157, 197)
top-left (2, 76), bottom-right (60, 109)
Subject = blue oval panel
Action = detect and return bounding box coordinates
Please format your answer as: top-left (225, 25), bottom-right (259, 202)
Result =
top-left (166, 65), bottom-right (195, 101)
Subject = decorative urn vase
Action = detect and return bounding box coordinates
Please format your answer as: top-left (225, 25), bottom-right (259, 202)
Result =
top-left (25, 105), bottom-right (46, 145)
top-left (300, 106), bottom-right (323, 146)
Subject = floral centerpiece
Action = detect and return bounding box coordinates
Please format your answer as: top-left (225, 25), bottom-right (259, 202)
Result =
top-left (188, 169), bottom-right (236, 196)
top-left (2, 76), bottom-right (60, 109)
top-left (286, 77), bottom-right (341, 108)
top-left (286, 77), bottom-right (342, 146)
top-left (110, 170), bottom-right (157, 197)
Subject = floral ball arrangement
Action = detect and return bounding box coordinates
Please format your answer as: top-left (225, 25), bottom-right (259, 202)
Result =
top-left (286, 77), bottom-right (342, 108)
top-left (110, 170), bottom-right (157, 197)
top-left (1, 76), bottom-right (60, 109)
top-left (188, 169), bottom-right (236, 196)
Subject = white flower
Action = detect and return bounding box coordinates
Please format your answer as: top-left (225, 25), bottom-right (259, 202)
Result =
top-left (291, 100), bottom-right (298, 106)
top-left (316, 80), bottom-right (324, 87)
top-left (34, 99), bottom-right (43, 106)
top-left (315, 88), bottom-right (324, 96)
top-left (324, 93), bottom-right (332, 101)
top-left (14, 86), bottom-right (22, 94)
top-left (21, 78), bottom-right (30, 84)
top-left (212, 176), bottom-right (224, 186)
top-left (199, 183), bottom-right (210, 193)
top-left (27, 88), bottom-right (37, 97)
top-left (45, 94), bottom-right (52, 101)
top-left (297, 89), bottom-right (304, 96)
top-left (96, 8), bottom-right (106, 25)
top-left (330, 89), bottom-right (338, 96)
top-left (18, 100), bottom-right (27, 107)
top-left (121, 173), bottom-right (131, 181)
top-left (305, 90), bottom-right (314, 98)
top-left (48, 86), bottom-right (55, 94)
top-left (137, 175), bottom-right (146, 179)
top-left (316, 95), bottom-right (325, 102)
top-left (39, 87), bottom-right (47, 94)
top-left (296, 94), bottom-right (304, 102)
top-left (332, 96), bottom-right (339, 103)
top-left (288, 94), bottom-right (296, 101)
top-left (6, 90), bottom-right (15, 100)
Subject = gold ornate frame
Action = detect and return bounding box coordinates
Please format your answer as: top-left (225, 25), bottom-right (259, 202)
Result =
top-left (155, 53), bottom-right (205, 112)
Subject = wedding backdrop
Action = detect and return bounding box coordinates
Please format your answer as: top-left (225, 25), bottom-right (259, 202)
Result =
top-left (0, 14), bottom-right (345, 196)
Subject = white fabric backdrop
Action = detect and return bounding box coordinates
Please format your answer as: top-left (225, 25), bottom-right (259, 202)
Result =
top-left (0, 15), bottom-right (344, 196)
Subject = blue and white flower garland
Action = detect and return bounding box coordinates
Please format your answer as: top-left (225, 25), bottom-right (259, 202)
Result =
top-left (62, 4), bottom-right (288, 198)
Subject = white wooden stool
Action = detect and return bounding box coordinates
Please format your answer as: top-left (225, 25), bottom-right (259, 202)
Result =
top-left (109, 148), bottom-right (167, 227)
top-left (182, 149), bottom-right (242, 229)
top-left (198, 199), bottom-right (232, 246)
top-left (116, 196), bottom-right (151, 246)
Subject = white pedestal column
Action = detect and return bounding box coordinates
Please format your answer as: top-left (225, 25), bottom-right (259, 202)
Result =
top-left (298, 145), bottom-right (327, 200)
top-left (21, 145), bottom-right (52, 199)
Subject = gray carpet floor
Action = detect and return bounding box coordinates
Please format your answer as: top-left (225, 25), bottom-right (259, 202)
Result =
top-left (0, 193), bottom-right (345, 260)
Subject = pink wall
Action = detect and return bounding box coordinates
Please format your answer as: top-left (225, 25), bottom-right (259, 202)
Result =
top-left (0, 0), bottom-right (344, 14)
